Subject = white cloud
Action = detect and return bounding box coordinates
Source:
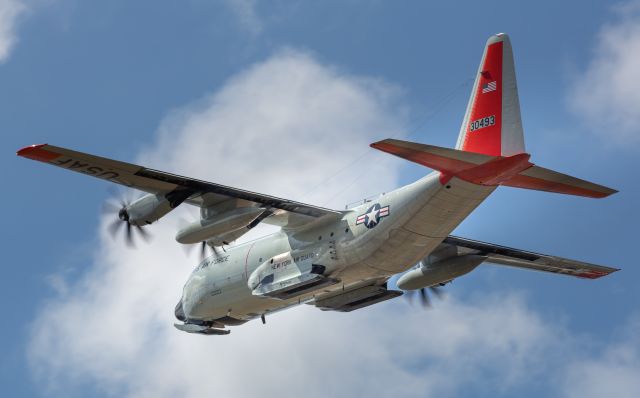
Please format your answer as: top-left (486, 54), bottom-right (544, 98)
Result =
top-left (562, 316), bottom-right (640, 398)
top-left (569, 1), bottom-right (640, 146)
top-left (222, 0), bottom-right (263, 36)
top-left (0, 0), bottom-right (27, 63)
top-left (28, 49), bottom-right (418, 397)
top-left (140, 49), bottom-right (405, 204)
top-left (25, 46), bottom-right (639, 398)
top-left (22, 36), bottom-right (640, 398)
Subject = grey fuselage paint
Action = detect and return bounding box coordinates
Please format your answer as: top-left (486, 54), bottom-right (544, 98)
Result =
top-left (179, 172), bottom-right (494, 324)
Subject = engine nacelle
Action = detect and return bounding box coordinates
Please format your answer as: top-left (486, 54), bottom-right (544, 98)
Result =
top-left (125, 193), bottom-right (178, 226)
top-left (396, 255), bottom-right (486, 290)
top-left (175, 207), bottom-right (266, 244)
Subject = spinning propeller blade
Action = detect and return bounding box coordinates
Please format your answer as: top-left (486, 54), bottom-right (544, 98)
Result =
top-left (404, 286), bottom-right (445, 309)
top-left (178, 216), bottom-right (226, 262)
top-left (103, 193), bottom-right (152, 248)
top-left (181, 238), bottom-right (218, 262)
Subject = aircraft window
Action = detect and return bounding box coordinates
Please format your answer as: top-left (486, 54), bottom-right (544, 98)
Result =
top-left (259, 257), bottom-right (263, 263)
top-left (311, 264), bottom-right (326, 275)
top-left (330, 232), bottom-right (334, 237)
top-left (260, 274), bottom-right (274, 285)
top-left (345, 228), bottom-right (349, 233)
top-left (270, 259), bottom-right (273, 264)
top-left (318, 236), bottom-right (322, 240)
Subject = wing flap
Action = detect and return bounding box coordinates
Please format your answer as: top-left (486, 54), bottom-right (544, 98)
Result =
top-left (442, 236), bottom-right (618, 279)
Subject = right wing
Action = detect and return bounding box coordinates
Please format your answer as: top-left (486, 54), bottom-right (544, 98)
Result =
top-left (17, 144), bottom-right (342, 229)
top-left (441, 235), bottom-right (619, 279)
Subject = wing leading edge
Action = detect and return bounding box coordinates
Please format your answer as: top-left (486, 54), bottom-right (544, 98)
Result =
top-left (17, 144), bottom-right (341, 227)
top-left (442, 235), bottom-right (619, 279)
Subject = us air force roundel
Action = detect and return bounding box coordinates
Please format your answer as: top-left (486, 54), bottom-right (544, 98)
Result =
top-left (356, 203), bottom-right (390, 229)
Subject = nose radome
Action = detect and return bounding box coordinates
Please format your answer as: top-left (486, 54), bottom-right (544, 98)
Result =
top-left (174, 299), bottom-right (186, 321)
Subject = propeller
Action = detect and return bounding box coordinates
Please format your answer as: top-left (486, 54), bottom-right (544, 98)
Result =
top-left (103, 196), bottom-right (152, 248)
top-left (177, 215), bottom-right (228, 262)
top-left (404, 285), bottom-right (445, 309)
top-left (183, 240), bottom-right (218, 262)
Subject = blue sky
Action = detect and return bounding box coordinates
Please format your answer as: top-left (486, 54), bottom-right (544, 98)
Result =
top-left (2, 1), bottom-right (640, 397)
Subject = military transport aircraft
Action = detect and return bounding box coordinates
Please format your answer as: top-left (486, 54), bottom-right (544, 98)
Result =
top-left (18, 33), bottom-right (618, 335)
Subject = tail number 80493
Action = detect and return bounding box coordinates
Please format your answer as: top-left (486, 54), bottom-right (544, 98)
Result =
top-left (470, 115), bottom-right (495, 132)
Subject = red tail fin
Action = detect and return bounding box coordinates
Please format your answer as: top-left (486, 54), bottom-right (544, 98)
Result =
top-left (456, 33), bottom-right (525, 157)
top-left (371, 34), bottom-right (617, 199)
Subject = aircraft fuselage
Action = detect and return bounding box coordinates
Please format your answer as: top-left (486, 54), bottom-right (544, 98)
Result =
top-left (179, 172), bottom-right (494, 324)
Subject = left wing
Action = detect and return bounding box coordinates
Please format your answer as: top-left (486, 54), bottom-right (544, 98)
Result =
top-left (17, 144), bottom-right (342, 228)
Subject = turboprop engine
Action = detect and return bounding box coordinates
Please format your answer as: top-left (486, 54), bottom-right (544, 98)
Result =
top-left (105, 189), bottom-right (193, 246)
top-left (121, 193), bottom-right (177, 226)
top-left (175, 207), bottom-right (266, 245)
top-left (397, 254), bottom-right (486, 291)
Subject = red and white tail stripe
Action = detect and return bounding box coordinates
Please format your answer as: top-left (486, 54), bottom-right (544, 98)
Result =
top-left (456, 33), bottom-right (525, 157)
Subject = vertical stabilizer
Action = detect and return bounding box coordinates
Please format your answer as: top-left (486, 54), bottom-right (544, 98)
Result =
top-left (372, 33), bottom-right (616, 199)
top-left (456, 33), bottom-right (525, 157)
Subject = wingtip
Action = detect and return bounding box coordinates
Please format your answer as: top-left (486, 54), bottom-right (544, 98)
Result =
top-left (592, 187), bottom-right (618, 199)
top-left (16, 144), bottom-right (59, 162)
top-left (370, 140), bottom-right (387, 150)
top-left (370, 138), bottom-right (397, 149)
top-left (17, 143), bottom-right (47, 156)
top-left (576, 268), bottom-right (620, 279)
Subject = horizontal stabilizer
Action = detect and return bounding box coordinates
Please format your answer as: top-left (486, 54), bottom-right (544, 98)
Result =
top-left (371, 139), bottom-right (492, 173)
top-left (502, 165), bottom-right (617, 199)
top-left (371, 139), bottom-right (617, 198)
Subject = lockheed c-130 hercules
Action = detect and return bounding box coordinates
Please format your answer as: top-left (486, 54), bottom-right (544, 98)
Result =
top-left (18, 33), bottom-right (618, 335)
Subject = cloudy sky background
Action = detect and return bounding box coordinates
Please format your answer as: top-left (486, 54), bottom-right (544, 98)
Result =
top-left (2, 1), bottom-right (639, 397)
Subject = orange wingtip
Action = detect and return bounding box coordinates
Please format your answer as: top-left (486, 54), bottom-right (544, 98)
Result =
top-left (16, 144), bottom-right (59, 162)
top-left (575, 269), bottom-right (619, 279)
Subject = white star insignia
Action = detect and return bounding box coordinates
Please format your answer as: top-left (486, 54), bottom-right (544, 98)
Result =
top-left (365, 207), bottom-right (379, 227)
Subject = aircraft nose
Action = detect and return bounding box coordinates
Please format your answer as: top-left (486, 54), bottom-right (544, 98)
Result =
top-left (174, 299), bottom-right (186, 322)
